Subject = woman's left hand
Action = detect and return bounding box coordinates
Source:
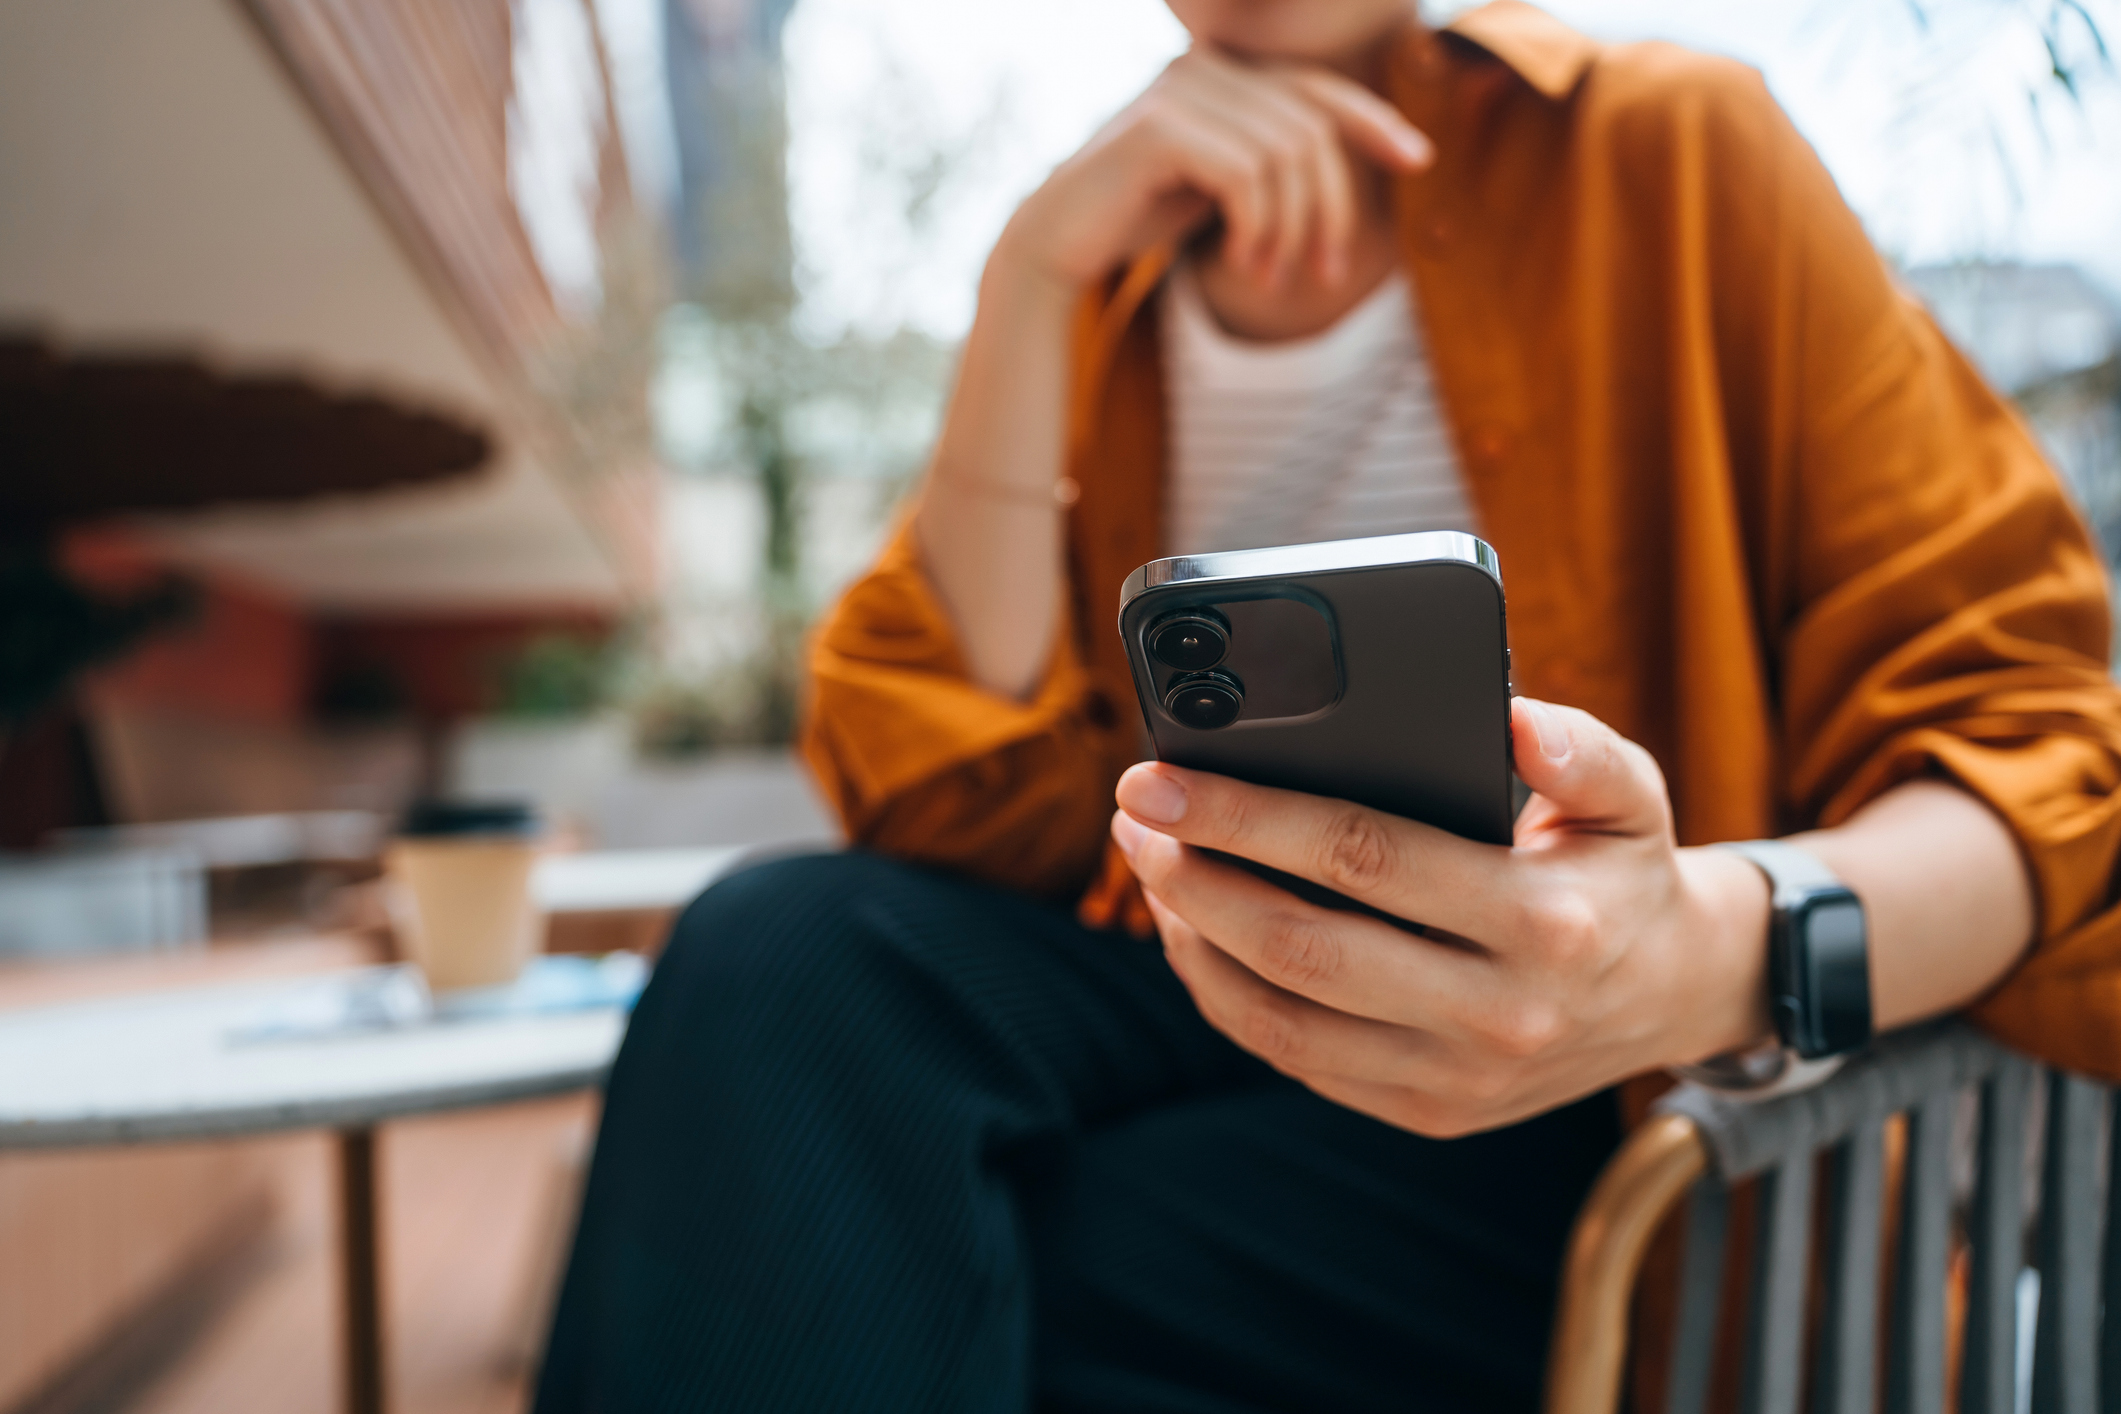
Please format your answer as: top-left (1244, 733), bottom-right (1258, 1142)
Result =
top-left (1110, 697), bottom-right (1775, 1136)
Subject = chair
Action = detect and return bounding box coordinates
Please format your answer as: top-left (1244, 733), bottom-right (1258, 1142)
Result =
top-left (1545, 1022), bottom-right (2119, 1414)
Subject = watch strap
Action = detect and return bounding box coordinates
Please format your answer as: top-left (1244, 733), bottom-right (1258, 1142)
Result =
top-left (1672, 1046), bottom-right (1847, 1096)
top-left (1718, 839), bottom-right (1873, 1061)
top-left (1719, 839), bottom-right (1844, 898)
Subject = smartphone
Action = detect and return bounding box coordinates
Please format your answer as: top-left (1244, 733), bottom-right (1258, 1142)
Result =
top-left (1118, 531), bottom-right (1515, 847)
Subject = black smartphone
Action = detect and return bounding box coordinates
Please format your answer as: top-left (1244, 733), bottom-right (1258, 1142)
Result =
top-left (1118, 531), bottom-right (1515, 847)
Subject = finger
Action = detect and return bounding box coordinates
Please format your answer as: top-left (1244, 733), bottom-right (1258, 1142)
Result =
top-left (1281, 67), bottom-right (1434, 172)
top-left (1303, 114), bottom-right (1356, 284)
top-left (1171, 68), bottom-right (1308, 280)
top-left (1145, 889), bottom-right (1443, 1084)
top-left (1159, 883), bottom-right (1584, 1140)
top-left (1267, 136), bottom-right (1310, 285)
top-left (1509, 698), bottom-right (1672, 840)
top-left (1150, 875), bottom-right (1594, 1138)
top-left (1183, 62), bottom-right (1330, 283)
top-left (1115, 811), bottom-right (1499, 1031)
top-left (1137, 108), bottom-right (1271, 271)
top-left (1196, 60), bottom-right (1370, 283)
top-left (1132, 188), bottom-right (1219, 257)
top-left (1115, 760), bottom-right (1522, 943)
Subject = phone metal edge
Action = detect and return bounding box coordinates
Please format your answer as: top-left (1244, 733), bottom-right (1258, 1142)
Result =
top-left (1116, 531), bottom-right (1501, 623)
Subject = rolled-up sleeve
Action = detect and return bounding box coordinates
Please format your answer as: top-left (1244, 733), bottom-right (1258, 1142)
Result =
top-left (799, 514), bottom-right (1121, 900)
top-left (1756, 88), bottom-right (2121, 1078)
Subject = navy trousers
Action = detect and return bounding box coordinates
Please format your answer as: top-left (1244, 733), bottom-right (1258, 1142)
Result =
top-left (533, 852), bottom-right (1620, 1413)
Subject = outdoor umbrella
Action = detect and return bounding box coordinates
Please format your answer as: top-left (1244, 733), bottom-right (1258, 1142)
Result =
top-left (0, 332), bottom-right (495, 727)
top-left (0, 333), bottom-right (491, 528)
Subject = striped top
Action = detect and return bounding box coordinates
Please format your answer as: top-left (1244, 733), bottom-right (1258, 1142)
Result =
top-left (1159, 260), bottom-right (1476, 557)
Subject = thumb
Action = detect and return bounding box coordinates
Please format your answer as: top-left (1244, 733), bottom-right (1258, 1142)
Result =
top-left (1510, 697), bottom-right (1671, 838)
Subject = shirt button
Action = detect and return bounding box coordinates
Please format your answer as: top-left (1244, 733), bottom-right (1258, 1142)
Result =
top-left (1472, 426), bottom-right (1511, 462)
top-left (1424, 218), bottom-right (1452, 252)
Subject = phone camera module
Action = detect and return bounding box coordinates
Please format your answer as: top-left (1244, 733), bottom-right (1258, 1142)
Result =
top-left (1149, 612), bottom-right (1229, 671)
top-left (1164, 671), bottom-right (1244, 730)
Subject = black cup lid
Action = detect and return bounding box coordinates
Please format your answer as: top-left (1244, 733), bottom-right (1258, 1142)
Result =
top-left (397, 799), bottom-right (541, 838)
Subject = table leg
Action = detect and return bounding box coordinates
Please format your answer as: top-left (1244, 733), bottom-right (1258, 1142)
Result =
top-left (338, 1127), bottom-right (386, 1414)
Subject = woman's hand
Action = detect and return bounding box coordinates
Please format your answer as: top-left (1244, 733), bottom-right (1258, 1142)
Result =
top-left (921, 48), bottom-right (1432, 700)
top-left (1109, 698), bottom-right (1776, 1137)
top-left (1002, 47), bottom-right (1433, 293)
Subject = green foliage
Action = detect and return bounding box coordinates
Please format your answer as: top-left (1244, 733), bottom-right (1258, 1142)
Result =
top-left (643, 22), bottom-right (964, 753)
top-left (1900, 0), bottom-right (2114, 98)
top-left (648, 305), bottom-right (947, 749)
top-left (630, 647), bottom-right (802, 757)
top-left (1886, 0), bottom-right (2117, 168)
top-left (489, 633), bottom-right (623, 720)
top-left (739, 389), bottom-right (803, 590)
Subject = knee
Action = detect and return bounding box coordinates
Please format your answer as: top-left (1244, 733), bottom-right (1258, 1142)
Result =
top-left (606, 854), bottom-right (869, 1085)
top-left (639, 851), bottom-right (914, 1029)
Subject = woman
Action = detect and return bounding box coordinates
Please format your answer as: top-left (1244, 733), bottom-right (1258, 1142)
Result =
top-left (538, 2), bottom-right (2121, 1409)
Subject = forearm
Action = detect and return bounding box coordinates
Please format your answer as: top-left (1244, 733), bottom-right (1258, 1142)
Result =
top-left (1688, 776), bottom-right (2039, 1063)
top-left (1791, 777), bottom-right (2035, 1032)
top-left (914, 232), bottom-right (1081, 699)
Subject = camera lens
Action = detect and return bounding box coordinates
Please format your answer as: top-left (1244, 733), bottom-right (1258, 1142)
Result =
top-left (1164, 671), bottom-right (1244, 730)
top-left (1149, 613), bottom-right (1228, 671)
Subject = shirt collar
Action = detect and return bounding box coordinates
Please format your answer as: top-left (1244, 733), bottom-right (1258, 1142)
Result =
top-left (1438, 0), bottom-right (1601, 101)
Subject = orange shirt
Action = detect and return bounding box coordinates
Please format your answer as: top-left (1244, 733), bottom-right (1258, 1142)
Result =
top-left (801, 3), bottom-right (2121, 1084)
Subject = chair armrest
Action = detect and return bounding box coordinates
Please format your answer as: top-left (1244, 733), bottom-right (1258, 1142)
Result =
top-left (1543, 1022), bottom-right (2022, 1414)
top-left (1655, 1021), bottom-right (2015, 1181)
top-left (1545, 1113), bottom-right (1708, 1414)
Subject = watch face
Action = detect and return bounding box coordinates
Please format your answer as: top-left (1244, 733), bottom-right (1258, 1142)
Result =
top-left (1805, 897), bottom-right (1865, 959)
top-left (1793, 891), bottom-right (1871, 1056)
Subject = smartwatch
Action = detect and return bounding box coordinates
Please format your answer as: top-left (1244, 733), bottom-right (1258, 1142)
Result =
top-left (1676, 840), bottom-right (1873, 1091)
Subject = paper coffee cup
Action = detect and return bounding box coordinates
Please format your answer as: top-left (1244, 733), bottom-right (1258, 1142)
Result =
top-left (385, 800), bottom-right (544, 991)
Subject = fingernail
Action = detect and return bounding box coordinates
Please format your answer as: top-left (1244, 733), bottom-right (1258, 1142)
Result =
top-left (1400, 132), bottom-right (1434, 165)
top-left (1117, 766), bottom-right (1188, 825)
top-left (1521, 700), bottom-right (1572, 764)
top-left (1111, 810), bottom-right (1149, 859)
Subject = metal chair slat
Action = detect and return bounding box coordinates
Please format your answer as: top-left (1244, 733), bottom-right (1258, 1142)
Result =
top-left (1664, 1178), bottom-right (1730, 1414)
top-left (2032, 1072), bottom-right (2107, 1414)
top-left (2102, 1090), bottom-right (2121, 1414)
top-left (1885, 1093), bottom-right (1954, 1414)
top-left (1814, 1122), bottom-right (1886, 1414)
top-left (1963, 1059), bottom-right (2036, 1414)
top-left (1549, 1027), bottom-right (2115, 1414)
top-left (1741, 1156), bottom-right (1813, 1414)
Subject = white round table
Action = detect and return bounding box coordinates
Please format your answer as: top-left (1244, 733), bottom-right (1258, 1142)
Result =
top-left (0, 970), bottom-right (630, 1414)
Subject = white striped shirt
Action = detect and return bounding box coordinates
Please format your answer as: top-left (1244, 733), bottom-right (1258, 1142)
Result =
top-left (1160, 260), bottom-right (1476, 556)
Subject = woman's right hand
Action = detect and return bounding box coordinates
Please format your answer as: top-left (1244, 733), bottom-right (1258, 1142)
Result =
top-left (1001, 48), bottom-right (1435, 294)
top-left (919, 49), bottom-right (1435, 702)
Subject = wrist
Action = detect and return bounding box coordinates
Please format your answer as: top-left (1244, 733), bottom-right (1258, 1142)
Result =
top-left (986, 216), bottom-right (1088, 316)
top-left (1673, 845), bottom-right (1776, 1065)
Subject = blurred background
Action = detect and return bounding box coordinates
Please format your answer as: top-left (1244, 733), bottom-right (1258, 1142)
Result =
top-left (0, 1), bottom-right (2114, 1411)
